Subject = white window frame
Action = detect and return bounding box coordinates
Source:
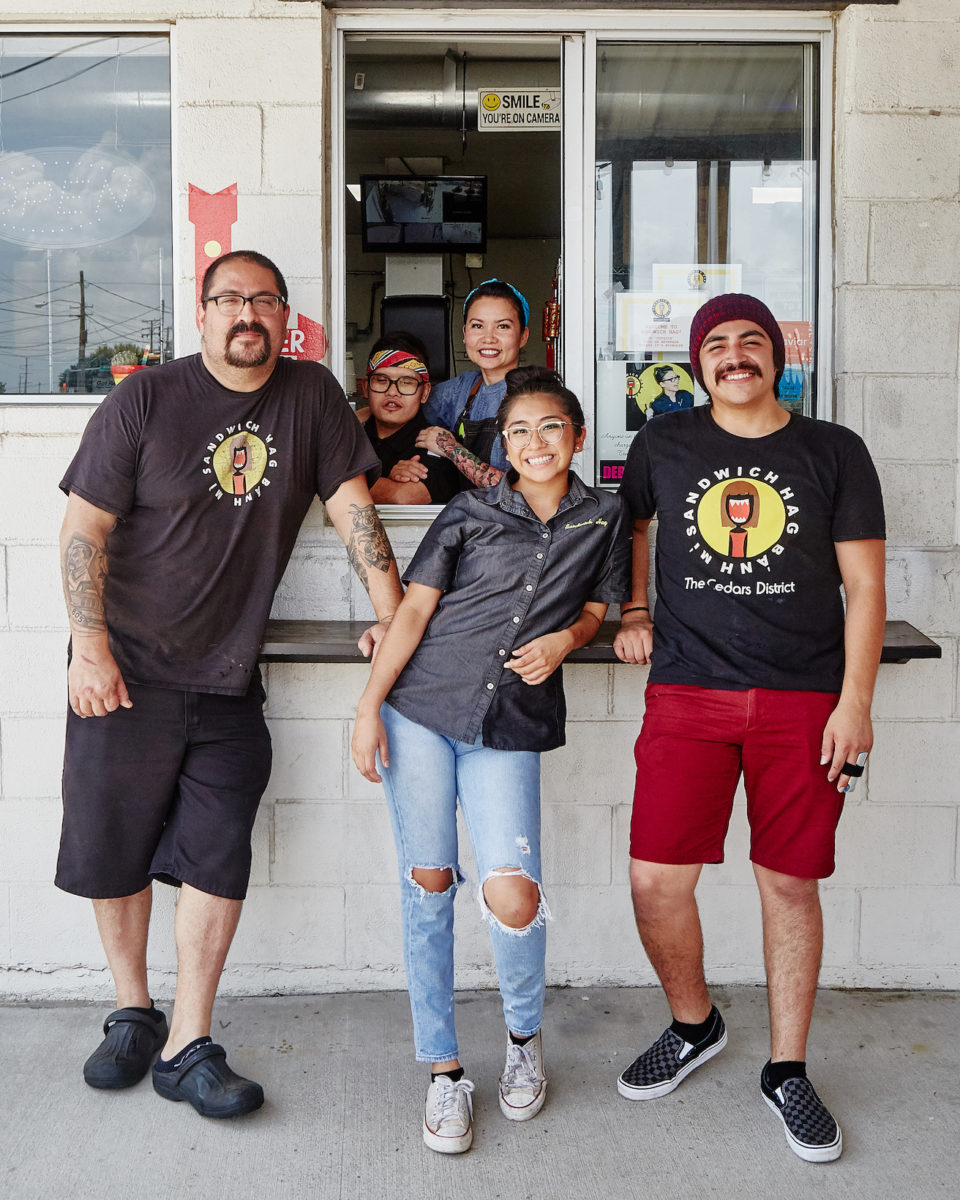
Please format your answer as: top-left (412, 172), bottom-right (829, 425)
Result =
top-left (331, 8), bottom-right (833, 501)
top-left (0, 23), bottom-right (178, 406)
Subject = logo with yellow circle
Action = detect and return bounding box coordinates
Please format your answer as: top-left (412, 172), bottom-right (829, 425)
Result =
top-left (652, 297), bottom-right (672, 321)
top-left (696, 477), bottom-right (786, 559)
top-left (213, 431), bottom-right (270, 497)
top-left (481, 92), bottom-right (501, 111)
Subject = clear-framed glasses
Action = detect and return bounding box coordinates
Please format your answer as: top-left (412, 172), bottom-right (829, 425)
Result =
top-left (503, 420), bottom-right (573, 448)
top-left (203, 293), bottom-right (284, 316)
top-left (367, 373), bottom-right (424, 396)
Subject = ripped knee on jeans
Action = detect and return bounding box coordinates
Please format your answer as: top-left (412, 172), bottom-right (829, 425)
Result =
top-left (409, 865), bottom-right (458, 895)
top-left (479, 866), bottom-right (551, 933)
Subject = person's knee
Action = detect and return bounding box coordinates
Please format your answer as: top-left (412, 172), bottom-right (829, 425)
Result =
top-left (756, 865), bottom-right (819, 908)
top-left (482, 869), bottom-right (541, 929)
top-left (410, 866), bottom-right (455, 894)
top-left (629, 858), bottom-right (697, 921)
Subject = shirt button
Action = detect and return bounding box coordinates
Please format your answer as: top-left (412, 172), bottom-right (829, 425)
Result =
top-left (536, 553), bottom-right (544, 559)
top-left (498, 649), bottom-right (506, 656)
top-left (542, 533), bottom-right (549, 539)
top-left (513, 616), bottom-right (520, 623)
top-left (486, 682), bottom-right (494, 690)
top-left (525, 585), bottom-right (533, 591)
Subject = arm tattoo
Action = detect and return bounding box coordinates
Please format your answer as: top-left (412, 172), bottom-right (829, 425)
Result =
top-left (63, 533), bottom-right (108, 633)
top-left (434, 429), bottom-right (504, 488)
top-left (346, 503), bottom-right (396, 592)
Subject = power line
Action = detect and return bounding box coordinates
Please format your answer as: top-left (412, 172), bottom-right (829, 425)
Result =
top-left (0, 39), bottom-right (160, 106)
top-left (86, 281), bottom-right (163, 311)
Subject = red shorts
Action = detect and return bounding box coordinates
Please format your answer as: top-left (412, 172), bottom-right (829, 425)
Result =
top-left (630, 683), bottom-right (845, 879)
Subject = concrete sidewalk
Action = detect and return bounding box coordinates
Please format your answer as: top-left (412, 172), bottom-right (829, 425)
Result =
top-left (3, 986), bottom-right (957, 1200)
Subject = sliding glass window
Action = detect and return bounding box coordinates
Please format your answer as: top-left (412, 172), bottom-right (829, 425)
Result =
top-left (594, 42), bottom-right (819, 484)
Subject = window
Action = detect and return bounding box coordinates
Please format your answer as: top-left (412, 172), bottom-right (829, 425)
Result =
top-left (0, 34), bottom-right (172, 399)
top-left (593, 42), bottom-right (820, 484)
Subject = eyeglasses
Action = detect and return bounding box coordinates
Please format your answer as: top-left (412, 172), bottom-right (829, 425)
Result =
top-left (660, 374), bottom-right (680, 384)
top-left (503, 420), bottom-right (573, 448)
top-left (367, 373), bottom-right (424, 396)
top-left (202, 293), bottom-right (284, 316)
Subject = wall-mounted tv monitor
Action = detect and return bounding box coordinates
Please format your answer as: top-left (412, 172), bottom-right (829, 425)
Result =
top-left (360, 175), bottom-right (487, 254)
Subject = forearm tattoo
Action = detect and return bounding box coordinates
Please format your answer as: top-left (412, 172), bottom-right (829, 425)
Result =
top-left (346, 503), bottom-right (395, 591)
top-left (63, 533), bottom-right (108, 633)
top-left (434, 429), bottom-right (504, 488)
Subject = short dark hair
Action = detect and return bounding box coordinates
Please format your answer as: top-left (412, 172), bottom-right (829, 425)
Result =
top-left (497, 366), bottom-right (585, 433)
top-left (367, 331), bottom-right (431, 377)
top-left (201, 250), bottom-right (288, 304)
top-left (463, 279), bottom-right (528, 328)
top-left (654, 365), bottom-right (677, 385)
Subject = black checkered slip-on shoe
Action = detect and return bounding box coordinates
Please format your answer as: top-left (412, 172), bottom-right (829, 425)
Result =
top-left (761, 1074), bottom-right (843, 1163)
top-left (617, 1007), bottom-right (727, 1100)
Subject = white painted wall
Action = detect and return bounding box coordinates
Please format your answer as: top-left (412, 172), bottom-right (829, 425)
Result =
top-left (1, 0), bottom-right (958, 1001)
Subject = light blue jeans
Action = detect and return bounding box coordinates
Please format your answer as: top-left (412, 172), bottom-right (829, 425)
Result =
top-left (379, 702), bottom-right (549, 1063)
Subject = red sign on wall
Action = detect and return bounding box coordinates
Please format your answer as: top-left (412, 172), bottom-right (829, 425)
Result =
top-left (188, 181), bottom-right (327, 362)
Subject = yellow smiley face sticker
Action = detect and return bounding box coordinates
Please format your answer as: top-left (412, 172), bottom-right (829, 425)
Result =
top-left (481, 93), bottom-right (501, 111)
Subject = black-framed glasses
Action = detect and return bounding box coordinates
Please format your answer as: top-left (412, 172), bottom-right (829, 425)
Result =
top-left (202, 293), bottom-right (284, 316)
top-left (503, 420), bottom-right (573, 448)
top-left (367, 373), bottom-right (424, 396)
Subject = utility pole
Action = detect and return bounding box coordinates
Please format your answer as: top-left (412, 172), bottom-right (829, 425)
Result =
top-left (78, 270), bottom-right (87, 363)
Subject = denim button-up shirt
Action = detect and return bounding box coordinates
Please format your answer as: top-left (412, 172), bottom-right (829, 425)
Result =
top-left (386, 472), bottom-right (632, 751)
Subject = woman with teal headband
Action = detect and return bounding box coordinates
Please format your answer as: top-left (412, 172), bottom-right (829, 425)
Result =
top-left (390, 278), bottom-right (529, 490)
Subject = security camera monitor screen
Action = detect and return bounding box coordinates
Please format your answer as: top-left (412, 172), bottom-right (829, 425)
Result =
top-left (360, 175), bottom-right (487, 254)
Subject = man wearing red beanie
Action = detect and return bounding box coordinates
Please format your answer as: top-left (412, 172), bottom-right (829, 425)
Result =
top-left (613, 293), bottom-right (886, 1163)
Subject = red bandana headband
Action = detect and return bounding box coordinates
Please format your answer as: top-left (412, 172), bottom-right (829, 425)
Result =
top-left (367, 347), bottom-right (429, 377)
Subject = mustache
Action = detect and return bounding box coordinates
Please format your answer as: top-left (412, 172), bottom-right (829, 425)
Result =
top-left (718, 360), bottom-right (761, 377)
top-left (228, 320), bottom-right (270, 340)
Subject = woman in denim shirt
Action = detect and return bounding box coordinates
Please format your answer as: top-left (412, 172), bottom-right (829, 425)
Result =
top-left (390, 278), bottom-right (528, 491)
top-left (352, 367), bottom-right (631, 1155)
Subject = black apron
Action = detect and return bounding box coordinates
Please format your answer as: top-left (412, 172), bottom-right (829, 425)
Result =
top-left (455, 377), bottom-right (498, 465)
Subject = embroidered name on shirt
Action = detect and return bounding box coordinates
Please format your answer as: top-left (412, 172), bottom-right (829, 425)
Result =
top-left (565, 518), bottom-right (603, 530)
top-left (201, 420), bottom-right (278, 506)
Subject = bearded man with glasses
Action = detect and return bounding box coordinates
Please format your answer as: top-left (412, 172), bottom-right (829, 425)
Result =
top-left (56, 250), bottom-right (403, 1120)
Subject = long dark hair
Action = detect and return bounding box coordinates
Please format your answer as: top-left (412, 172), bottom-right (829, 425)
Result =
top-left (497, 367), bottom-right (585, 434)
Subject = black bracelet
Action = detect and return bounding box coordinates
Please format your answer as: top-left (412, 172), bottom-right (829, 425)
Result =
top-left (621, 604), bottom-right (649, 615)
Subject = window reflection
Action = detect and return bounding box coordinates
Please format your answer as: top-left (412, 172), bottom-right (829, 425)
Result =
top-left (594, 43), bottom-right (818, 483)
top-left (0, 35), bottom-right (172, 396)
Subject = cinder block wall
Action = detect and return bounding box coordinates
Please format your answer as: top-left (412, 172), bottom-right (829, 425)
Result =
top-left (1, 0), bottom-right (958, 1000)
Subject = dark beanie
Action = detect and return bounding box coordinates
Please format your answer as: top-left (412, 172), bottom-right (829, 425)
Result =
top-left (688, 293), bottom-right (786, 394)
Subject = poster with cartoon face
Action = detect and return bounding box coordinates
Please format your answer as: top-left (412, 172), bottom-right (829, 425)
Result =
top-left (597, 359), bottom-right (701, 484)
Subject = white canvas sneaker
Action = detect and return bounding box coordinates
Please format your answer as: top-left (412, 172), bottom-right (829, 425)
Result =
top-left (498, 1030), bottom-right (547, 1121)
top-left (423, 1074), bottom-right (475, 1154)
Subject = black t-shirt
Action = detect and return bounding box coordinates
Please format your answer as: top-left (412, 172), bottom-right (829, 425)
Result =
top-left (361, 409), bottom-right (462, 505)
top-left (61, 354), bottom-right (380, 695)
top-left (619, 407), bottom-right (885, 692)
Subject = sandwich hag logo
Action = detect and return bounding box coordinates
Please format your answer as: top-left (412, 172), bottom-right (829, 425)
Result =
top-left (683, 466), bottom-right (800, 596)
top-left (202, 420), bottom-right (277, 505)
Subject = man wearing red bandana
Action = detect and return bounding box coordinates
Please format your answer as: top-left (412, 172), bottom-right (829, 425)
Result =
top-left (613, 293), bottom-right (886, 1164)
top-left (359, 335), bottom-right (461, 506)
